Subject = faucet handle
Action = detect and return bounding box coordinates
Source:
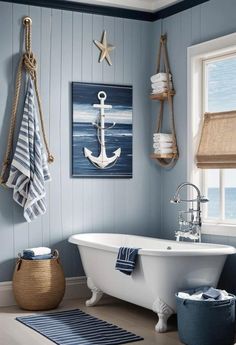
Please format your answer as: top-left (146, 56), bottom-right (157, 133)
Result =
top-left (200, 196), bottom-right (209, 203)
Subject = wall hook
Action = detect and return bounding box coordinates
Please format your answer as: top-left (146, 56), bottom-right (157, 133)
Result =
top-left (23, 16), bottom-right (32, 25)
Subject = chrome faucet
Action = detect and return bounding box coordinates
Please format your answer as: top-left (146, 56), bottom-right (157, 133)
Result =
top-left (170, 182), bottom-right (209, 242)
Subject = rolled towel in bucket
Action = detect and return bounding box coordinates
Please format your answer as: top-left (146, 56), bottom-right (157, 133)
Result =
top-left (23, 247), bottom-right (51, 257)
top-left (22, 253), bottom-right (53, 260)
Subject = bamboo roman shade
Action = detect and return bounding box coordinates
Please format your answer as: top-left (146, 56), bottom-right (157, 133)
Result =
top-left (196, 110), bottom-right (236, 169)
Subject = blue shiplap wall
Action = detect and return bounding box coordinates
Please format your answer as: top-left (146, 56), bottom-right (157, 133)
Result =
top-left (0, 1), bottom-right (162, 282)
top-left (155, 0), bottom-right (236, 293)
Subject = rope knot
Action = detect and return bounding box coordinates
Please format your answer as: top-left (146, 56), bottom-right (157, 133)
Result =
top-left (160, 34), bottom-right (167, 44)
top-left (23, 52), bottom-right (37, 79)
top-left (48, 154), bottom-right (54, 163)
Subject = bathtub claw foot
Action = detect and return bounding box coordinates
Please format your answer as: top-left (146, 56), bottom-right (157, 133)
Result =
top-left (86, 277), bottom-right (103, 307)
top-left (155, 314), bottom-right (169, 333)
top-left (152, 297), bottom-right (174, 333)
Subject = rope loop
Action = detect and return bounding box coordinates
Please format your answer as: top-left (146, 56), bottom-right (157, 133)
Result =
top-left (48, 154), bottom-right (55, 163)
top-left (53, 249), bottom-right (60, 260)
top-left (0, 16), bottom-right (54, 186)
top-left (154, 34), bottom-right (178, 169)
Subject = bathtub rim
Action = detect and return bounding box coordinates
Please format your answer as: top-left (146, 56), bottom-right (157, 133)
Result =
top-left (68, 233), bottom-right (236, 256)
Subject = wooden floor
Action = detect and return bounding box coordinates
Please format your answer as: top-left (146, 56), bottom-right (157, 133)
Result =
top-left (0, 297), bottom-right (183, 345)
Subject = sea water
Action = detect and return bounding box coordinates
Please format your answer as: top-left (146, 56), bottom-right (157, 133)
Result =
top-left (208, 187), bottom-right (236, 219)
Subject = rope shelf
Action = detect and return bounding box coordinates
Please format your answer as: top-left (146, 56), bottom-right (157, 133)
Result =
top-left (150, 34), bottom-right (179, 168)
top-left (150, 90), bottom-right (175, 101)
top-left (0, 17), bottom-right (54, 186)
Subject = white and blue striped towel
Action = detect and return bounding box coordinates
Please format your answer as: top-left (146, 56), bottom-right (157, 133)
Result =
top-left (115, 247), bottom-right (140, 275)
top-left (6, 78), bottom-right (51, 222)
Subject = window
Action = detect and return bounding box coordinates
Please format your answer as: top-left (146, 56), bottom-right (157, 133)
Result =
top-left (202, 55), bottom-right (236, 225)
top-left (188, 33), bottom-right (236, 235)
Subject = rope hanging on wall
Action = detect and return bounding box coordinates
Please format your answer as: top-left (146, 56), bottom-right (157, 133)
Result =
top-left (0, 16), bottom-right (54, 186)
top-left (151, 34), bottom-right (179, 169)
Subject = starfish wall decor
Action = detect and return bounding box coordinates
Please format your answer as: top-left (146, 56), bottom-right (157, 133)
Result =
top-left (94, 30), bottom-right (115, 66)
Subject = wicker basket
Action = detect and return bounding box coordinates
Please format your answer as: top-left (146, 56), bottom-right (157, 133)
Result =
top-left (13, 249), bottom-right (65, 311)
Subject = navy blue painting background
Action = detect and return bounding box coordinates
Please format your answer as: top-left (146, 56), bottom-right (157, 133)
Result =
top-left (72, 82), bottom-right (133, 177)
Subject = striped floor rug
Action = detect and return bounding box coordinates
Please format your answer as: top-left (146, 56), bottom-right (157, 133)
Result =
top-left (16, 309), bottom-right (143, 345)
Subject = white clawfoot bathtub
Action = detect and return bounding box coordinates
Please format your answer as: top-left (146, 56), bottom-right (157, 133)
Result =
top-left (68, 233), bottom-right (235, 332)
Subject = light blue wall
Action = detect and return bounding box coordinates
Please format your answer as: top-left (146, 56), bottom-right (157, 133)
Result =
top-left (0, 1), bottom-right (162, 282)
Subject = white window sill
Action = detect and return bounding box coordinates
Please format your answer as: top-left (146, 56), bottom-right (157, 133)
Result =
top-left (202, 223), bottom-right (236, 236)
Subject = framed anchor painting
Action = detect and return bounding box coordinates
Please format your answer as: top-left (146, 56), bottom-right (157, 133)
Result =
top-left (72, 82), bottom-right (133, 178)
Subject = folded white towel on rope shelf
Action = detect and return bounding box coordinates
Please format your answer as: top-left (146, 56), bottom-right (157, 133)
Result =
top-left (153, 138), bottom-right (173, 143)
top-left (154, 148), bottom-right (173, 155)
top-left (151, 87), bottom-right (169, 94)
top-left (153, 142), bottom-right (173, 149)
top-left (151, 81), bottom-right (173, 89)
top-left (153, 133), bottom-right (173, 140)
top-left (150, 73), bottom-right (172, 83)
top-left (6, 78), bottom-right (51, 223)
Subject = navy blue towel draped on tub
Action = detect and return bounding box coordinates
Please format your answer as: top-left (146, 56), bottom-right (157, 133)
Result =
top-left (115, 247), bottom-right (140, 275)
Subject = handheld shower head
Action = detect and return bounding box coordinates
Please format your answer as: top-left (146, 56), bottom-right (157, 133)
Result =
top-left (170, 196), bottom-right (180, 204)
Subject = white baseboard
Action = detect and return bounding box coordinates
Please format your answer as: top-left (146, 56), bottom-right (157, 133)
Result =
top-left (0, 276), bottom-right (90, 307)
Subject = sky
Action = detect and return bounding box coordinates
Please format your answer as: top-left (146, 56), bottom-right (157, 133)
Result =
top-left (72, 82), bottom-right (132, 124)
top-left (207, 56), bottom-right (236, 112)
top-left (73, 104), bottom-right (132, 124)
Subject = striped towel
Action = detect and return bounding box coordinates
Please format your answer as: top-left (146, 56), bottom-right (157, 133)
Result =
top-left (115, 247), bottom-right (140, 275)
top-left (6, 78), bottom-right (51, 222)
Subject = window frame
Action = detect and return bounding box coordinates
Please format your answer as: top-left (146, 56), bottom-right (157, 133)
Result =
top-left (187, 32), bottom-right (236, 236)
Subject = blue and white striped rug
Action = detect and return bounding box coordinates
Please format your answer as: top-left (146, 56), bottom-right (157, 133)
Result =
top-left (16, 309), bottom-right (143, 345)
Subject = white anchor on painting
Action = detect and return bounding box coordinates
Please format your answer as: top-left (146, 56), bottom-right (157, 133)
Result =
top-left (84, 91), bottom-right (121, 169)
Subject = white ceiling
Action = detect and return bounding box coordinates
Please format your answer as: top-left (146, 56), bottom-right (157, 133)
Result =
top-left (69, 0), bottom-right (183, 12)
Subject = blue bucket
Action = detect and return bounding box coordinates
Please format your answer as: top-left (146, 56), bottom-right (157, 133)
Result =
top-left (176, 287), bottom-right (235, 345)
